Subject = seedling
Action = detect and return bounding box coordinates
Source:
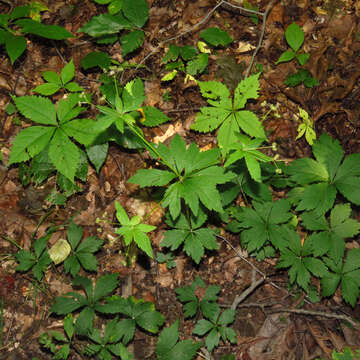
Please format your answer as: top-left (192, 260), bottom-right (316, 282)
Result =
top-left (285, 68), bottom-right (319, 88)
top-left (114, 201), bottom-right (156, 262)
top-left (0, 5), bottom-right (72, 64)
top-left (276, 22), bottom-right (309, 66)
top-left (295, 107), bottom-right (316, 145)
top-left (39, 314), bottom-right (75, 360)
top-left (156, 320), bottom-right (202, 360)
top-left (80, 0), bottom-right (149, 56)
top-left (33, 59), bottom-right (84, 96)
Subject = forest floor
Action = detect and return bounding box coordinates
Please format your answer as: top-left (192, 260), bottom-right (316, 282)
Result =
top-left (0, 0), bottom-right (360, 359)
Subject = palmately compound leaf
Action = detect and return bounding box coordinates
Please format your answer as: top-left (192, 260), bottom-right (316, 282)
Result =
top-left (129, 135), bottom-right (234, 219)
top-left (321, 249), bottom-right (360, 307)
top-left (161, 212), bottom-right (218, 264)
top-left (230, 199), bottom-right (293, 255)
top-left (156, 320), bottom-right (202, 360)
top-left (286, 133), bottom-right (360, 214)
top-left (303, 204), bottom-right (360, 263)
top-left (191, 74), bottom-right (265, 153)
top-left (278, 227), bottom-right (327, 291)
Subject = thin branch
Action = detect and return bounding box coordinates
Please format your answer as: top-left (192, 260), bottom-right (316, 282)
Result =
top-left (231, 275), bottom-right (265, 310)
top-left (244, 0), bottom-right (277, 77)
top-left (268, 308), bottom-right (360, 330)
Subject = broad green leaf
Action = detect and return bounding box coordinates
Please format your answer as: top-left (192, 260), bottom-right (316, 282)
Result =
top-left (79, 13), bottom-right (130, 37)
top-left (122, 0), bottom-right (149, 27)
top-left (33, 82), bottom-right (61, 96)
top-left (9, 5), bottom-right (30, 20)
top-left (133, 230), bottom-right (154, 259)
top-left (200, 27), bottom-right (232, 47)
top-left (62, 118), bottom-right (100, 146)
top-left (81, 51), bottom-right (112, 70)
top-left (122, 78), bottom-right (145, 112)
top-left (77, 252), bottom-right (98, 272)
top-left (93, 273), bottom-right (119, 302)
top-left (186, 53), bottom-right (209, 75)
top-left (15, 250), bottom-right (36, 272)
top-left (296, 52), bottom-right (310, 65)
top-left (330, 204), bottom-right (360, 239)
top-left (75, 306), bottom-right (95, 336)
top-left (77, 236), bottom-right (103, 253)
top-left (120, 30), bottom-right (144, 56)
top-left (115, 201), bottom-right (130, 224)
top-left (48, 129), bottom-right (80, 182)
top-left (286, 158), bottom-right (328, 184)
top-left (276, 50), bottom-right (296, 64)
top-left (64, 255), bottom-right (80, 277)
top-left (86, 143), bottom-right (108, 173)
top-left (65, 82), bottom-right (84, 92)
top-left (334, 153), bottom-right (360, 205)
top-left (295, 183), bottom-right (337, 214)
top-left (8, 126), bottom-right (55, 164)
top-left (61, 59), bottom-right (75, 84)
top-left (285, 22), bottom-right (304, 52)
top-left (14, 95), bottom-right (57, 125)
top-left (67, 220), bottom-right (83, 249)
top-left (312, 133), bottom-right (343, 181)
top-left (128, 169), bottom-right (176, 187)
top-left (205, 328), bottom-right (220, 352)
top-left (218, 309), bottom-right (235, 325)
top-left (51, 292), bottom-right (86, 315)
top-left (234, 73), bottom-right (260, 109)
top-left (48, 238), bottom-right (71, 264)
top-left (193, 319), bottom-right (213, 336)
top-left (43, 70), bottom-right (61, 84)
top-left (16, 19), bottom-right (73, 39)
top-left (156, 320), bottom-right (202, 360)
top-left (4, 32), bottom-right (26, 64)
top-left (141, 106), bottom-right (170, 127)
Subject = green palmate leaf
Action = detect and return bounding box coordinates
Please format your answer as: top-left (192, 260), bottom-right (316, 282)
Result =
top-left (321, 249), bottom-right (360, 307)
top-left (128, 169), bottom-right (176, 187)
top-left (156, 320), bottom-right (202, 360)
top-left (120, 30), bottom-right (144, 56)
top-left (285, 22), bottom-right (304, 52)
top-left (224, 135), bottom-right (273, 182)
top-left (191, 74), bottom-right (265, 153)
top-left (200, 27), bottom-right (233, 47)
top-left (14, 95), bottom-right (57, 125)
top-left (79, 13), bottom-right (130, 37)
top-left (278, 227), bottom-right (327, 290)
top-left (129, 135), bottom-right (233, 219)
top-left (122, 0), bottom-right (149, 27)
top-left (16, 19), bottom-right (73, 39)
top-left (303, 204), bottom-right (360, 262)
top-left (230, 199), bottom-right (293, 254)
top-left (287, 133), bottom-right (360, 211)
top-left (8, 126), bottom-right (55, 165)
top-left (48, 129), bottom-right (79, 182)
top-left (4, 32), bottom-right (27, 64)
